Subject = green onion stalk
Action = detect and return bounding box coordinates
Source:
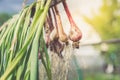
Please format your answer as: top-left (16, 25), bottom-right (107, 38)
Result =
top-left (0, 0), bottom-right (52, 80)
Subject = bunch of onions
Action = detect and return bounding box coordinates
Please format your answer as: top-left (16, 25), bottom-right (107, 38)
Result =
top-left (43, 0), bottom-right (83, 55)
top-left (0, 0), bottom-right (83, 80)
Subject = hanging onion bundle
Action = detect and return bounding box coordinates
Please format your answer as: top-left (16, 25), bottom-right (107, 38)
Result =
top-left (0, 0), bottom-right (82, 80)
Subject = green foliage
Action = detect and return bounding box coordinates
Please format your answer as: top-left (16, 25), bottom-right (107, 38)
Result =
top-left (83, 0), bottom-right (120, 64)
top-left (0, 13), bottom-right (11, 26)
top-left (0, 0), bottom-right (52, 80)
top-left (84, 73), bottom-right (120, 80)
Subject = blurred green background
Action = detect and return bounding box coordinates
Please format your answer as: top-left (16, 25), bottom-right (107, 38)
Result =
top-left (0, 13), bottom-right (11, 26)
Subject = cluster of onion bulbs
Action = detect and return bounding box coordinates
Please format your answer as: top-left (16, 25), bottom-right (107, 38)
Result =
top-left (41, 0), bottom-right (82, 58)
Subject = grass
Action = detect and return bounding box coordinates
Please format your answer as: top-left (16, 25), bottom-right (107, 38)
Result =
top-left (84, 73), bottom-right (120, 80)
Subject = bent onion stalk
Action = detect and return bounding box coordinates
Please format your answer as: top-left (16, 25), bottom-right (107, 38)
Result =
top-left (49, 8), bottom-right (59, 41)
top-left (44, 17), bottom-right (51, 46)
top-left (54, 6), bottom-right (68, 42)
